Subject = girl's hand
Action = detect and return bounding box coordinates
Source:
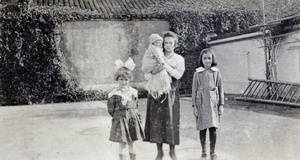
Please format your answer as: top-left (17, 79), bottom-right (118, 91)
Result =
top-left (193, 105), bottom-right (198, 117)
top-left (218, 105), bottom-right (224, 116)
top-left (127, 100), bottom-right (136, 107)
top-left (108, 111), bottom-right (114, 117)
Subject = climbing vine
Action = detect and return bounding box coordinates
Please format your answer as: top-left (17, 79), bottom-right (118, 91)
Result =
top-left (166, 7), bottom-right (261, 94)
top-left (0, 2), bottom-right (262, 104)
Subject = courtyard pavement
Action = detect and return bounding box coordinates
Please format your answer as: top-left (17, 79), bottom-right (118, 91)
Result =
top-left (0, 97), bottom-right (300, 160)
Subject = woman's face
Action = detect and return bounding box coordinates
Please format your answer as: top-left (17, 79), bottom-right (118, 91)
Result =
top-left (164, 37), bottom-right (176, 52)
top-left (118, 76), bottom-right (129, 87)
top-left (202, 53), bottom-right (213, 69)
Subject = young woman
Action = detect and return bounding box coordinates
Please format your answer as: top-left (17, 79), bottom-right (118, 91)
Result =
top-left (143, 31), bottom-right (185, 160)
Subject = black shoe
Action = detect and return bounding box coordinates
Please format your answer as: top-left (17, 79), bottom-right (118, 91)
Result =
top-left (169, 151), bottom-right (178, 160)
top-left (201, 152), bottom-right (207, 160)
top-left (210, 153), bottom-right (218, 160)
top-left (129, 153), bottom-right (136, 160)
top-left (155, 151), bottom-right (164, 160)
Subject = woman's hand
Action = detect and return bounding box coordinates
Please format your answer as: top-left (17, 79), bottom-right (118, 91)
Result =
top-left (192, 105), bottom-right (198, 118)
top-left (151, 63), bottom-right (164, 75)
top-left (218, 105), bottom-right (224, 116)
top-left (163, 56), bottom-right (175, 68)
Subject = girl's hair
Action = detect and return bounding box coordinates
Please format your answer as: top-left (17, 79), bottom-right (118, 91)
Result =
top-left (163, 31), bottom-right (179, 47)
top-left (198, 48), bottom-right (218, 67)
top-left (114, 67), bottom-right (132, 80)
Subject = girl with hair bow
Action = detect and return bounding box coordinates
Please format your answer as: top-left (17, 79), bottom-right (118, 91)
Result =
top-left (107, 57), bottom-right (145, 160)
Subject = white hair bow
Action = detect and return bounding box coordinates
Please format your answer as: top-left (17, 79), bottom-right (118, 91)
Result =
top-left (114, 57), bottom-right (136, 71)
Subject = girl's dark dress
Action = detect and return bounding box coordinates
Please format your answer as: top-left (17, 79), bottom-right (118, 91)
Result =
top-left (107, 87), bottom-right (145, 143)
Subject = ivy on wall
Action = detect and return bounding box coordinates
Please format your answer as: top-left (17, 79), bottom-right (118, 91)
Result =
top-left (0, 2), bottom-right (262, 105)
top-left (0, 3), bottom-right (146, 105)
top-left (0, 4), bottom-right (100, 105)
top-left (166, 7), bottom-right (261, 94)
top-left (0, 6), bottom-right (71, 105)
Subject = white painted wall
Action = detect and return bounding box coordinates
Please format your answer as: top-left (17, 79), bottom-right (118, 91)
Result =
top-left (61, 20), bottom-right (169, 92)
top-left (210, 35), bottom-right (266, 94)
top-left (276, 32), bottom-right (300, 83)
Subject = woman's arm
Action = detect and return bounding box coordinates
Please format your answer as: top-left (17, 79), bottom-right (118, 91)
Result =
top-left (150, 63), bottom-right (164, 75)
top-left (163, 55), bottom-right (185, 79)
top-left (163, 56), bottom-right (176, 68)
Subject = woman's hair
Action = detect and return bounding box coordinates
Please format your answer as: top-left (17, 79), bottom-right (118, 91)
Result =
top-left (163, 31), bottom-right (179, 47)
top-left (114, 67), bottom-right (132, 80)
top-left (198, 48), bottom-right (218, 67)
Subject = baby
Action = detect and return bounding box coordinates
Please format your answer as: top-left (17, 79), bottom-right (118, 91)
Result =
top-left (142, 33), bottom-right (172, 99)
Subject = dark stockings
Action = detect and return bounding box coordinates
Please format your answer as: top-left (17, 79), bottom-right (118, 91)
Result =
top-left (156, 143), bottom-right (163, 160)
top-left (169, 144), bottom-right (177, 160)
top-left (200, 127), bottom-right (217, 156)
top-left (155, 143), bottom-right (177, 160)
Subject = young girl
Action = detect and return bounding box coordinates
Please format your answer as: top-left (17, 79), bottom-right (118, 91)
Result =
top-left (142, 33), bottom-right (174, 99)
top-left (107, 57), bottom-right (145, 160)
top-left (191, 48), bottom-right (224, 160)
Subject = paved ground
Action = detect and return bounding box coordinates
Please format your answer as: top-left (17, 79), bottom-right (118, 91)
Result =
top-left (0, 96), bottom-right (300, 160)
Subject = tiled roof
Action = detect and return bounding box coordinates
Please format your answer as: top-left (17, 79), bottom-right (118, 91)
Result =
top-left (31, 0), bottom-right (158, 13)
top-left (1, 0), bottom-right (299, 20)
top-left (29, 0), bottom-right (261, 18)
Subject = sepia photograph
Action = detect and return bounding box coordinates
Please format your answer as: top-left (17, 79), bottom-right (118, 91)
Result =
top-left (0, 0), bottom-right (299, 160)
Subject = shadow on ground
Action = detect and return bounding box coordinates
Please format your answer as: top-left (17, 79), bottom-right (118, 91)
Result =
top-left (181, 94), bottom-right (300, 119)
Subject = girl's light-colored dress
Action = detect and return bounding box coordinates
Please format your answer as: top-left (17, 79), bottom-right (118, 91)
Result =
top-left (107, 86), bottom-right (145, 143)
top-left (142, 44), bottom-right (172, 99)
top-left (191, 67), bottom-right (224, 131)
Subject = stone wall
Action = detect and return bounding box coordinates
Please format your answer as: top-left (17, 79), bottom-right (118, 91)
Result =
top-left (61, 20), bottom-right (170, 93)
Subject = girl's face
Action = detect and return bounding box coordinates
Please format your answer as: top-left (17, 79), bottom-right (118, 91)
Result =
top-left (153, 40), bottom-right (163, 48)
top-left (202, 53), bottom-right (213, 69)
top-left (164, 37), bottom-right (176, 52)
top-left (118, 77), bottom-right (129, 88)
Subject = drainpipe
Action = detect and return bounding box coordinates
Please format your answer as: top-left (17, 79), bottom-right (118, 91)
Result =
top-left (263, 28), bottom-right (270, 80)
top-left (262, 0), bottom-right (271, 80)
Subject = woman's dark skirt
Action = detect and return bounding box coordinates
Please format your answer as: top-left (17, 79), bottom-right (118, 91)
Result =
top-left (144, 80), bottom-right (180, 145)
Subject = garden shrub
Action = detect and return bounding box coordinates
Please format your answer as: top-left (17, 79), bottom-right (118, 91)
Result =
top-left (166, 7), bottom-right (261, 95)
top-left (0, 2), bottom-right (262, 105)
top-left (0, 4), bottom-right (95, 105)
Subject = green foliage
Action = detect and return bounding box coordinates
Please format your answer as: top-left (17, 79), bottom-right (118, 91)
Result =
top-left (0, 5), bottom-right (83, 105)
top-left (166, 7), bottom-right (261, 94)
top-left (0, 4), bottom-right (143, 105)
top-left (0, 3), bottom-right (262, 104)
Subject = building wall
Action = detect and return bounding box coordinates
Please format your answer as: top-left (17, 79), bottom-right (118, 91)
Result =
top-left (210, 35), bottom-right (266, 94)
top-left (276, 32), bottom-right (300, 83)
top-left (61, 20), bottom-right (169, 92)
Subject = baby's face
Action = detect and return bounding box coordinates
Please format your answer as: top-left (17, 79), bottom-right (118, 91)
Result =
top-left (153, 40), bottom-right (163, 48)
